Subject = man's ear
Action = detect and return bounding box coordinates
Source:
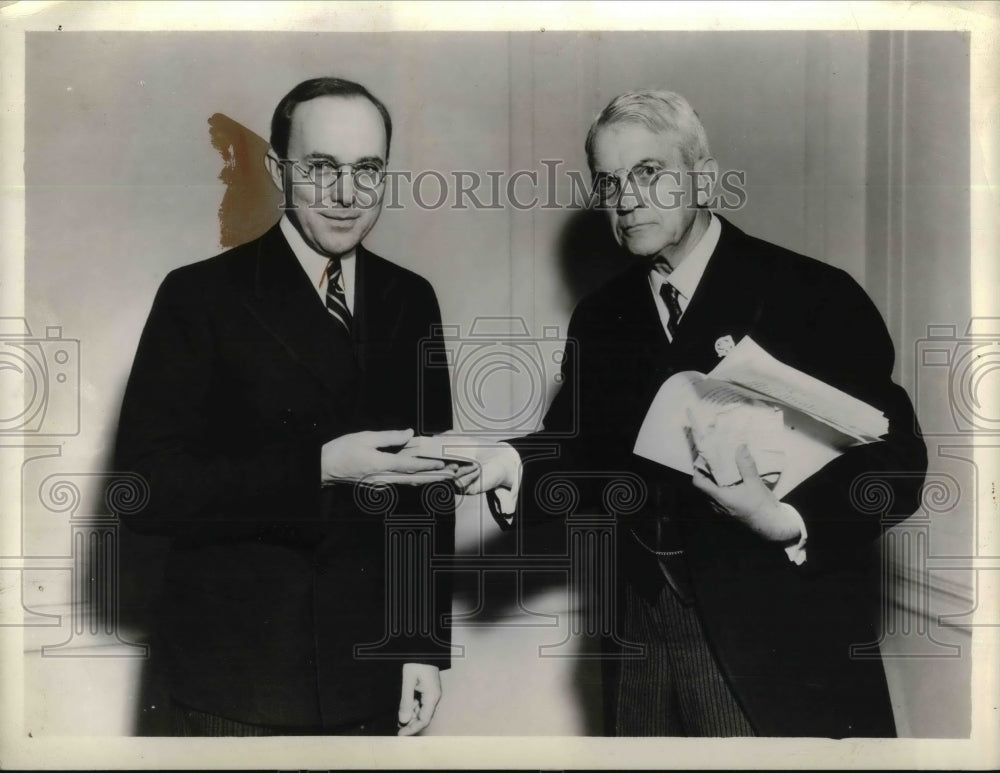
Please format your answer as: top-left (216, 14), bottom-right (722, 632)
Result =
top-left (264, 149), bottom-right (285, 192)
top-left (691, 156), bottom-right (719, 207)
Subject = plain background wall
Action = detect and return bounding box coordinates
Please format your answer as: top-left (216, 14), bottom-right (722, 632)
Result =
top-left (19, 30), bottom-right (972, 736)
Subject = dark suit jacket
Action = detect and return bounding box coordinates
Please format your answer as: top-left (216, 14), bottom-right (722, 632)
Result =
top-left (506, 215), bottom-right (927, 737)
top-left (115, 224), bottom-right (455, 730)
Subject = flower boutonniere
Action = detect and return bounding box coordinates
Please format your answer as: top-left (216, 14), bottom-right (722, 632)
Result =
top-left (714, 334), bottom-right (736, 358)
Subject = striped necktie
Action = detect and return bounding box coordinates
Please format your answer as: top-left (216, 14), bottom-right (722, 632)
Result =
top-left (324, 259), bottom-right (353, 334)
top-left (659, 282), bottom-right (683, 340)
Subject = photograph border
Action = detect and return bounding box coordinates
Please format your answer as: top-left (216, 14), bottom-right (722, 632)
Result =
top-left (1, 1), bottom-right (997, 769)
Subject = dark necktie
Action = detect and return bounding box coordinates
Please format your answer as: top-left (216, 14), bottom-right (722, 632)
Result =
top-left (325, 259), bottom-right (353, 334)
top-left (659, 282), bottom-right (683, 340)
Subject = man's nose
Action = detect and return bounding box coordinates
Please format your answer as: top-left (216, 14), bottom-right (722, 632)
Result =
top-left (329, 171), bottom-right (355, 206)
top-left (615, 186), bottom-right (641, 215)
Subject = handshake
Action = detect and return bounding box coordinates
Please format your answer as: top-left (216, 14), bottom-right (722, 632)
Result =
top-left (318, 427), bottom-right (800, 544)
top-left (319, 428), bottom-right (521, 499)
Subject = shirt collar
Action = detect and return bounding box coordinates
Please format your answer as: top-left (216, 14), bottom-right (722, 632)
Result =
top-left (648, 211), bottom-right (721, 301)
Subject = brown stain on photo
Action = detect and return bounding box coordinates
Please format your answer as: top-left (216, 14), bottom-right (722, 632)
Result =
top-left (208, 113), bottom-right (282, 248)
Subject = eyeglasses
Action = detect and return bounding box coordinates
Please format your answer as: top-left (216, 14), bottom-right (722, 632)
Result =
top-left (592, 163), bottom-right (666, 204)
top-left (290, 159), bottom-right (386, 189)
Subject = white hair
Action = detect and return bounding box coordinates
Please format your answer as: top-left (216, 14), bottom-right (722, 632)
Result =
top-left (585, 90), bottom-right (711, 171)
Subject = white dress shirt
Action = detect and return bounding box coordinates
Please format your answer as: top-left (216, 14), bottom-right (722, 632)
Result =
top-left (280, 215), bottom-right (356, 313)
top-left (647, 211), bottom-right (721, 341)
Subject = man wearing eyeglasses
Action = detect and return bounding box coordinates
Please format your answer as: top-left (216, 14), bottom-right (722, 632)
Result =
top-left (434, 90), bottom-right (927, 736)
top-left (116, 77), bottom-right (456, 736)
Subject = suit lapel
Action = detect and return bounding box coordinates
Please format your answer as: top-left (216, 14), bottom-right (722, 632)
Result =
top-left (348, 245), bottom-right (413, 429)
top-left (353, 244), bottom-right (407, 354)
top-left (615, 262), bottom-right (675, 360)
top-left (668, 216), bottom-right (770, 373)
top-left (241, 225), bottom-right (360, 404)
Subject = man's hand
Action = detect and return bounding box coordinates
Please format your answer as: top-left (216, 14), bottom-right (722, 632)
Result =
top-left (321, 429), bottom-right (457, 486)
top-left (400, 433), bottom-right (519, 495)
top-left (692, 444), bottom-right (801, 542)
top-left (397, 662), bottom-right (442, 736)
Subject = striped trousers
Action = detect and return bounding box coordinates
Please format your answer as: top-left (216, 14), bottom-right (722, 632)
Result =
top-left (612, 570), bottom-right (756, 737)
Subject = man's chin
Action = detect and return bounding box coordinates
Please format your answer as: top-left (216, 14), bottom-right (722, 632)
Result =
top-left (318, 238), bottom-right (358, 255)
top-left (621, 239), bottom-right (664, 259)
top-left (313, 229), bottom-right (366, 257)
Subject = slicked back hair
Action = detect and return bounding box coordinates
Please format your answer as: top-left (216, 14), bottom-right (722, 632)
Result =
top-left (270, 76), bottom-right (393, 159)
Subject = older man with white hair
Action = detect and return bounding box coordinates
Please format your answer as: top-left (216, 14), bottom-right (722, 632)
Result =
top-left (440, 90), bottom-right (927, 737)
